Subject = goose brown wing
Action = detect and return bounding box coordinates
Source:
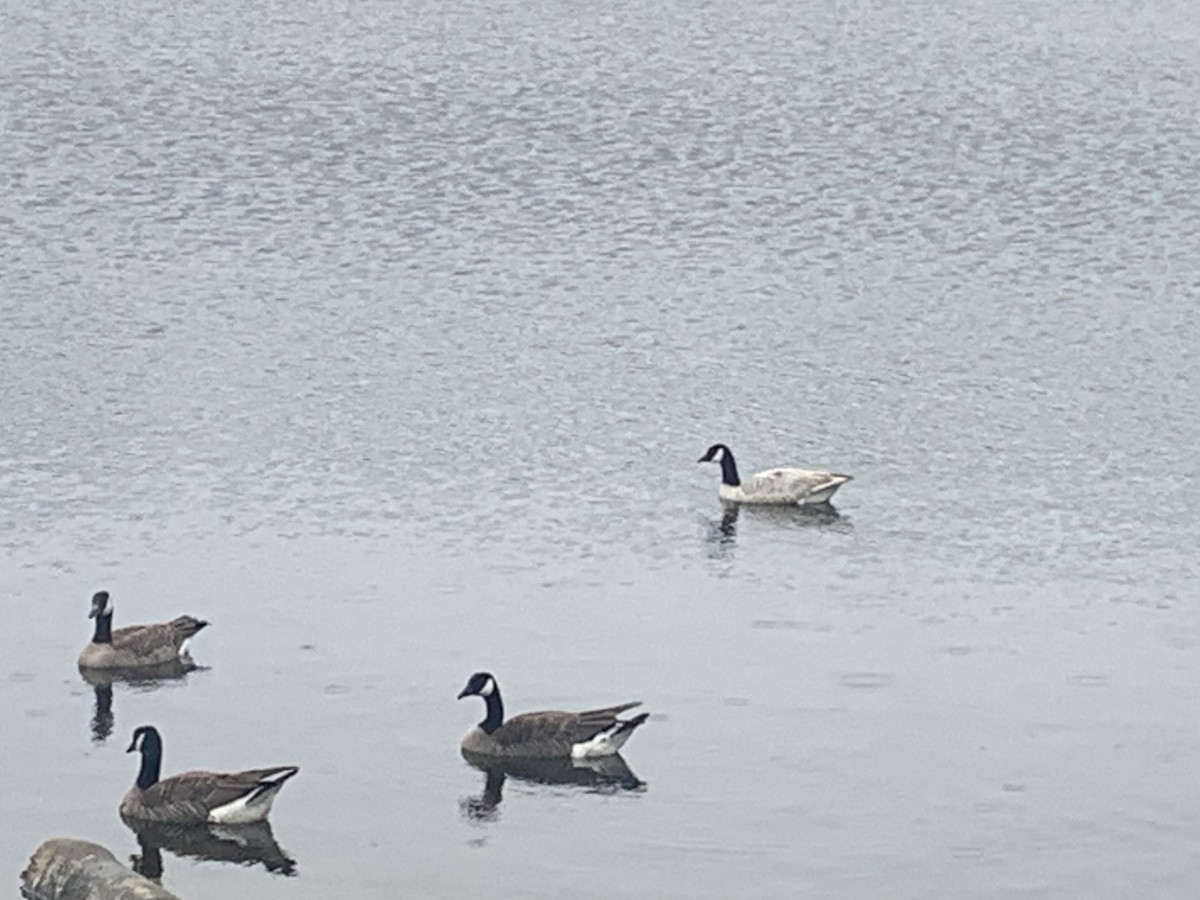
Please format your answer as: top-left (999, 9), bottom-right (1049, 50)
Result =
top-left (142, 767), bottom-right (297, 817)
top-left (110, 617), bottom-right (207, 656)
top-left (110, 623), bottom-right (183, 659)
top-left (496, 702), bottom-right (642, 747)
top-left (167, 615), bottom-right (209, 640)
top-left (571, 701), bottom-right (643, 740)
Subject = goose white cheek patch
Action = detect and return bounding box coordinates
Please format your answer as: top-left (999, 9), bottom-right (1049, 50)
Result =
top-left (480, 678), bottom-right (495, 697)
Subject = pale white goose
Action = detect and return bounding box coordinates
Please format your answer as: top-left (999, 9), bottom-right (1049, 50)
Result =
top-left (698, 443), bottom-right (852, 505)
top-left (78, 590), bottom-right (208, 670)
top-left (121, 726), bottom-right (298, 825)
top-left (456, 672), bottom-right (649, 760)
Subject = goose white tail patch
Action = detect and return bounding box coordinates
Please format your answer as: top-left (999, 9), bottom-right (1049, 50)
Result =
top-left (207, 783), bottom-right (284, 825)
top-left (570, 724), bottom-right (633, 759)
top-left (206, 769), bottom-right (295, 824)
top-left (178, 639), bottom-right (192, 658)
top-left (801, 488), bottom-right (836, 505)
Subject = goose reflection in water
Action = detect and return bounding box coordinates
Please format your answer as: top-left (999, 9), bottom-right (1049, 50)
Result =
top-left (126, 819), bottom-right (297, 880)
top-left (706, 499), bottom-right (849, 539)
top-left (735, 498), bottom-right (848, 527)
top-left (79, 661), bottom-right (202, 745)
top-left (700, 504), bottom-right (739, 561)
top-left (459, 751), bottom-right (645, 822)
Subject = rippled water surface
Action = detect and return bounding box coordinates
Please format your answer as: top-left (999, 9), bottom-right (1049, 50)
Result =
top-left (4, 0), bottom-right (1200, 897)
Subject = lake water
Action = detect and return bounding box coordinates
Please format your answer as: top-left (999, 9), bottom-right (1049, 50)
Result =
top-left (3, 0), bottom-right (1200, 897)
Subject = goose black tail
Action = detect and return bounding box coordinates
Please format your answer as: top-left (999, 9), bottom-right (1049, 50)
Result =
top-left (248, 767), bottom-right (300, 802)
top-left (615, 713), bottom-right (650, 736)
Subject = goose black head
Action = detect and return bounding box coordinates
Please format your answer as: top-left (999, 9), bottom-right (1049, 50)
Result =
top-left (127, 725), bottom-right (163, 790)
top-left (698, 443), bottom-right (741, 486)
top-left (89, 590), bottom-right (113, 619)
top-left (127, 725), bottom-right (162, 754)
top-left (457, 672), bottom-right (498, 700)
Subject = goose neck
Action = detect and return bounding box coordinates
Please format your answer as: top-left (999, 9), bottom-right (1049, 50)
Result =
top-left (92, 613), bottom-right (113, 644)
top-left (480, 689), bottom-right (504, 735)
top-left (719, 448), bottom-right (741, 486)
top-left (136, 734), bottom-right (162, 790)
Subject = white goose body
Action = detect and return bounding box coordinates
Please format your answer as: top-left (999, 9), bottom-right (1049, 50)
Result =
top-left (700, 443), bottom-right (852, 506)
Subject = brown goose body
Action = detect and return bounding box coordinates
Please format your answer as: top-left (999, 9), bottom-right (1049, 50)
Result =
top-left (80, 617), bottom-right (208, 669)
top-left (461, 704), bottom-right (645, 758)
top-left (457, 673), bottom-right (650, 760)
top-left (123, 726), bottom-right (298, 826)
top-left (121, 767), bottom-right (300, 825)
top-left (78, 591), bottom-right (208, 670)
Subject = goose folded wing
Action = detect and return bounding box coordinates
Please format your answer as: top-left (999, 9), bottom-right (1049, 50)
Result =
top-left (110, 622), bottom-right (181, 655)
top-left (571, 701), bottom-right (643, 739)
top-left (747, 468), bottom-right (845, 496)
top-left (111, 617), bottom-right (205, 655)
top-left (146, 768), bottom-right (296, 813)
top-left (496, 702), bottom-right (643, 746)
top-left (167, 615), bottom-right (208, 640)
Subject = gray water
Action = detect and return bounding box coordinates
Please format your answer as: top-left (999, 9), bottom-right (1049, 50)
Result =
top-left (3, 0), bottom-right (1200, 896)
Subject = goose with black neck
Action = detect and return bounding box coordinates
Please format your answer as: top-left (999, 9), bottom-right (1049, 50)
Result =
top-left (698, 443), bottom-right (853, 506)
top-left (121, 725), bottom-right (299, 825)
top-left (456, 672), bottom-right (650, 759)
top-left (78, 590), bottom-right (209, 670)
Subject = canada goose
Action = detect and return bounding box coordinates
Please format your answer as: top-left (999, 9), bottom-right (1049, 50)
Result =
top-left (78, 590), bottom-right (209, 670)
top-left (121, 725), bottom-right (299, 825)
top-left (698, 443), bottom-right (852, 505)
top-left (456, 672), bottom-right (649, 759)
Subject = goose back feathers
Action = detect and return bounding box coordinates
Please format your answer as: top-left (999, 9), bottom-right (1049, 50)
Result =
top-left (121, 726), bottom-right (298, 825)
top-left (78, 591), bottom-right (208, 670)
top-left (698, 443), bottom-right (852, 505)
top-left (457, 672), bottom-right (649, 759)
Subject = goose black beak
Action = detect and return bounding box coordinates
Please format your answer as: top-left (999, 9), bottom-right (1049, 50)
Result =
top-left (697, 455), bottom-right (706, 463)
top-left (125, 739), bottom-right (138, 753)
top-left (456, 688), bottom-right (471, 699)
top-left (88, 607), bottom-right (99, 619)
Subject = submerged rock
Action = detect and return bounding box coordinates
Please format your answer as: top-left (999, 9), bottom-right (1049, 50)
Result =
top-left (21, 838), bottom-right (180, 900)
